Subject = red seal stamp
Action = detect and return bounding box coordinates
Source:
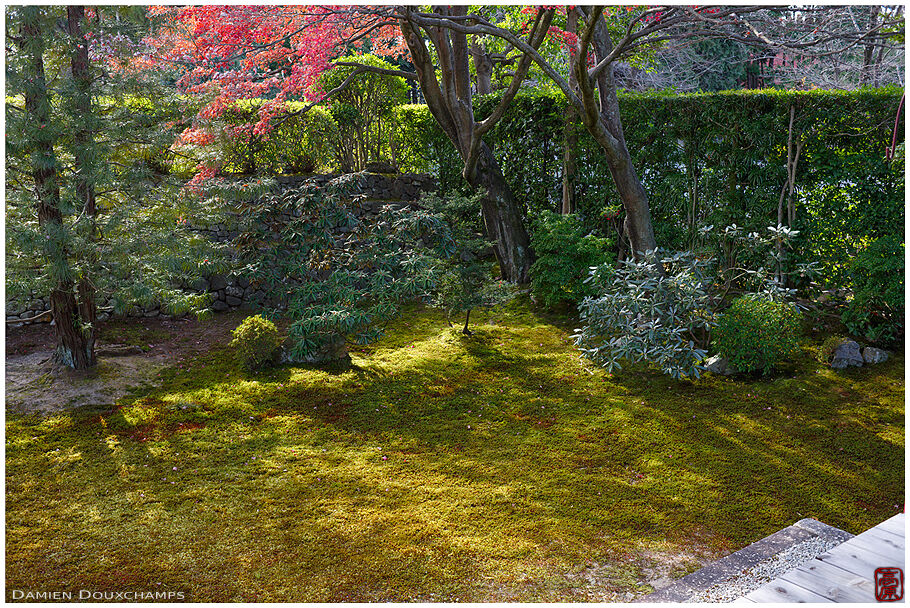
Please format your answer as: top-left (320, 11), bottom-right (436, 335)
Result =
top-left (875, 567), bottom-right (904, 602)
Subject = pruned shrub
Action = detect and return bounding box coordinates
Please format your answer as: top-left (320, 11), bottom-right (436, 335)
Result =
top-left (841, 234), bottom-right (904, 344)
top-left (712, 295), bottom-right (802, 375)
top-left (422, 192), bottom-right (514, 334)
top-left (231, 314), bottom-right (281, 371)
top-left (529, 211), bottom-right (613, 308)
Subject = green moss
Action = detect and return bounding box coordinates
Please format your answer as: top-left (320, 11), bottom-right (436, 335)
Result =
top-left (6, 302), bottom-right (904, 601)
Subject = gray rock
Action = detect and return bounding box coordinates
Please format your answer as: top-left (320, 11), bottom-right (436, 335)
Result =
top-left (192, 277), bottom-right (209, 292)
top-left (225, 296), bottom-right (242, 307)
top-left (704, 355), bottom-right (736, 376)
top-left (209, 274), bottom-right (228, 291)
top-left (862, 346), bottom-right (889, 364)
top-left (237, 276), bottom-right (250, 289)
top-left (225, 285), bottom-right (244, 298)
top-left (143, 309), bottom-right (159, 318)
top-left (212, 300), bottom-right (229, 312)
top-left (830, 339), bottom-right (864, 369)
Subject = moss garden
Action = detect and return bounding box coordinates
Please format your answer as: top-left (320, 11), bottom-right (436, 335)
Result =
top-left (6, 300), bottom-right (903, 601)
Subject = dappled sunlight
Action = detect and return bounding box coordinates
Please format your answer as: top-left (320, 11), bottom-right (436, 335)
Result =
top-left (6, 303), bottom-right (903, 600)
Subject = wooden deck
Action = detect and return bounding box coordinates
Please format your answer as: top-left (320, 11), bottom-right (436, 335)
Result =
top-left (739, 513), bottom-right (905, 603)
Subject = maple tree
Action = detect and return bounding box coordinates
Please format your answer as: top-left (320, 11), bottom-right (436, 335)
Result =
top-left (151, 5), bottom-right (903, 278)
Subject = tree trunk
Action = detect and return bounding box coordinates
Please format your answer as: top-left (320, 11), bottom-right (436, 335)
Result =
top-left (21, 7), bottom-right (95, 369)
top-left (465, 143), bottom-right (533, 283)
top-left (470, 39), bottom-right (493, 95)
top-left (67, 5), bottom-right (98, 367)
top-left (861, 6), bottom-right (880, 85)
top-left (561, 8), bottom-right (579, 215)
top-left (575, 9), bottom-right (659, 258)
top-left (400, 11), bottom-right (536, 284)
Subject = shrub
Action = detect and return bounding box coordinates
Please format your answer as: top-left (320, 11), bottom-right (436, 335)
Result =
top-left (236, 176), bottom-right (455, 362)
top-left (841, 234), bottom-right (904, 344)
top-left (529, 211), bottom-right (613, 308)
top-left (230, 315), bottom-right (281, 371)
top-left (421, 192), bottom-right (513, 334)
top-left (712, 295), bottom-right (802, 375)
top-left (574, 250), bottom-right (715, 380)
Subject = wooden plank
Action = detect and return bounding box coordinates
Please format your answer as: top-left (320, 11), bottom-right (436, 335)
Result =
top-left (745, 578), bottom-right (835, 603)
top-left (875, 513), bottom-right (906, 537)
top-left (817, 543), bottom-right (902, 579)
top-left (780, 560), bottom-right (876, 603)
top-left (847, 531), bottom-right (905, 563)
top-left (864, 525), bottom-right (905, 547)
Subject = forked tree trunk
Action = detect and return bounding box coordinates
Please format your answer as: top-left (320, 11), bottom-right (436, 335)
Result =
top-left (576, 9), bottom-right (658, 258)
top-left (400, 10), bottom-right (538, 284)
top-left (21, 8), bottom-right (95, 369)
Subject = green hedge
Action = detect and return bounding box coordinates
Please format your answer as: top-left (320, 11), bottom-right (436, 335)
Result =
top-left (391, 88), bottom-right (904, 289)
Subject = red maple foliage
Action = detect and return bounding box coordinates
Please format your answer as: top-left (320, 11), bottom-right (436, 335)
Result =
top-left (145, 5), bottom-right (407, 183)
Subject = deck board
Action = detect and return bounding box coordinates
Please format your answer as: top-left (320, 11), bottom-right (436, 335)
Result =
top-left (745, 513), bottom-right (905, 603)
top-left (863, 526), bottom-right (905, 548)
top-left (745, 579), bottom-right (835, 603)
top-left (779, 561), bottom-right (875, 602)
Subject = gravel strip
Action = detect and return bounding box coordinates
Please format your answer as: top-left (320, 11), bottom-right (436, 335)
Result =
top-left (689, 535), bottom-right (845, 602)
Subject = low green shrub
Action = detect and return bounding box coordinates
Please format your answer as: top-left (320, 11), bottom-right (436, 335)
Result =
top-left (713, 295), bottom-right (802, 375)
top-left (841, 234), bottom-right (904, 344)
top-left (230, 315), bottom-right (281, 371)
top-left (530, 211), bottom-right (613, 308)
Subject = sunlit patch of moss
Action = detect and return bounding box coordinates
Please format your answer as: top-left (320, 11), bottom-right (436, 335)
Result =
top-left (6, 302), bottom-right (904, 601)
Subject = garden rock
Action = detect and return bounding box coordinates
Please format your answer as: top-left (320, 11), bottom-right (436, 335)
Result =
top-left (704, 355), bottom-right (736, 376)
top-left (208, 274), bottom-right (228, 291)
top-left (830, 340), bottom-right (864, 369)
top-left (862, 347), bottom-right (889, 364)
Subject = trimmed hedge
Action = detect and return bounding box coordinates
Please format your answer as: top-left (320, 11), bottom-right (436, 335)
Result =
top-left (391, 88), bottom-right (904, 290)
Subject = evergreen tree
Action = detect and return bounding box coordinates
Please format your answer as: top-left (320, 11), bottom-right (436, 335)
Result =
top-left (6, 6), bottom-right (222, 369)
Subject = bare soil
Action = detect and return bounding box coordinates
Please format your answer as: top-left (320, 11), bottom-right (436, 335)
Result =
top-left (6, 311), bottom-right (251, 415)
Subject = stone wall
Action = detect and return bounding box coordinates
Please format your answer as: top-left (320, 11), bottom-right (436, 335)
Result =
top-left (6, 172), bottom-right (437, 327)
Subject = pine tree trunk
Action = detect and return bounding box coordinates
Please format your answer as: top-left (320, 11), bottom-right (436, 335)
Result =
top-left (21, 8), bottom-right (95, 369)
top-left (67, 5), bottom-right (98, 366)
